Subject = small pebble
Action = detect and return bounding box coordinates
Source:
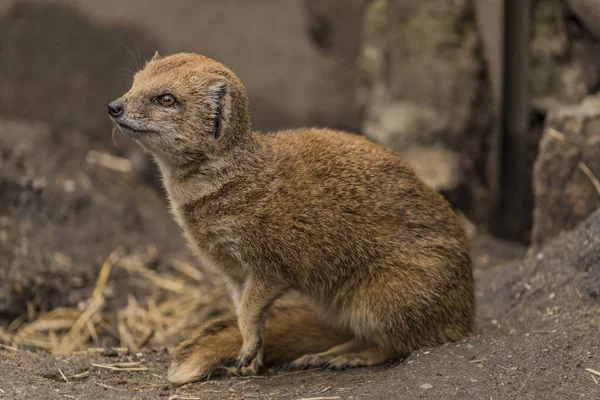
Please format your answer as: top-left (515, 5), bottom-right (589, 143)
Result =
top-left (420, 383), bottom-right (433, 390)
top-left (32, 177), bottom-right (48, 190)
top-left (64, 180), bottom-right (76, 192)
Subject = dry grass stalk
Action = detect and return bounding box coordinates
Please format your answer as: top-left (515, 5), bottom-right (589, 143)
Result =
top-left (92, 362), bottom-right (148, 372)
top-left (72, 371), bottom-right (91, 379)
top-left (8, 250), bottom-right (229, 355)
top-left (86, 150), bottom-right (132, 173)
top-left (171, 259), bottom-right (205, 282)
top-left (297, 397), bottom-right (341, 400)
top-left (546, 127), bottom-right (565, 141)
top-left (578, 162), bottom-right (600, 197)
top-left (53, 251), bottom-right (119, 354)
top-left (58, 367), bottom-right (69, 382)
top-left (74, 347), bottom-right (128, 355)
top-left (585, 368), bottom-right (600, 378)
top-left (0, 344), bottom-right (18, 352)
top-left (0, 327), bottom-right (14, 346)
top-left (119, 256), bottom-right (189, 294)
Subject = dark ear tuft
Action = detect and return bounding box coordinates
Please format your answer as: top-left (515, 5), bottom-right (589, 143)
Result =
top-left (209, 81), bottom-right (229, 140)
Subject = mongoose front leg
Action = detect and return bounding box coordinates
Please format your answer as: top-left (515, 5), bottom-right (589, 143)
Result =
top-left (235, 277), bottom-right (286, 372)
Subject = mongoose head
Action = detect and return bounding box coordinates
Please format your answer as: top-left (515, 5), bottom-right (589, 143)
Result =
top-left (108, 52), bottom-right (251, 164)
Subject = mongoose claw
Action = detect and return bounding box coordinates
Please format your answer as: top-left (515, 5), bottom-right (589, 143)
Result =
top-left (235, 352), bottom-right (263, 375)
top-left (236, 343), bottom-right (262, 371)
top-left (235, 356), bottom-right (252, 371)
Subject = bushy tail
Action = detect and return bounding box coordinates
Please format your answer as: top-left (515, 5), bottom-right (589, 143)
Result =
top-left (167, 300), bottom-right (350, 384)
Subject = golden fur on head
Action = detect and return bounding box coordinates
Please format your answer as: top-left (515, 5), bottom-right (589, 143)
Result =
top-left (110, 53), bottom-right (251, 166)
top-left (110, 52), bottom-right (475, 384)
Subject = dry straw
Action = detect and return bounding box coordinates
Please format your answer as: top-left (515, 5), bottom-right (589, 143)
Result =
top-left (3, 249), bottom-right (229, 355)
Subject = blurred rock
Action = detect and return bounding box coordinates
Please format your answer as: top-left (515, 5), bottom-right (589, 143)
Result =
top-left (403, 146), bottom-right (461, 192)
top-left (303, 0), bottom-right (371, 132)
top-left (532, 94), bottom-right (600, 245)
top-left (568, 0), bottom-right (600, 41)
top-left (359, 0), bottom-right (492, 216)
top-left (531, 0), bottom-right (600, 105)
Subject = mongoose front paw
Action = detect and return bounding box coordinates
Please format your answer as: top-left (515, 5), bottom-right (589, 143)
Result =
top-left (236, 340), bottom-right (262, 371)
top-left (235, 352), bottom-right (264, 376)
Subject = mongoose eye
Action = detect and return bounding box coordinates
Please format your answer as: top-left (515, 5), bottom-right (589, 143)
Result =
top-left (158, 94), bottom-right (176, 106)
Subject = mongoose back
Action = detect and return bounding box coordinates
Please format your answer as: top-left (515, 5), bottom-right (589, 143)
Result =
top-left (109, 52), bottom-right (474, 384)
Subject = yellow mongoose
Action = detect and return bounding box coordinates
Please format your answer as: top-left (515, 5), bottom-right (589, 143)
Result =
top-left (109, 52), bottom-right (474, 384)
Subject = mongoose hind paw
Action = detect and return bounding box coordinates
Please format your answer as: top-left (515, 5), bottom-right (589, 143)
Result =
top-left (287, 353), bottom-right (330, 370)
top-left (323, 348), bottom-right (389, 370)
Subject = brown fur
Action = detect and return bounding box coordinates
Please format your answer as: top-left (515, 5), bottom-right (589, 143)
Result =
top-left (109, 52), bottom-right (475, 384)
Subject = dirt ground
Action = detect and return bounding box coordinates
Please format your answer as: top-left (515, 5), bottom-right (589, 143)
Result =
top-left (1, 326), bottom-right (598, 400)
top-left (1, 115), bottom-right (599, 399)
top-left (1, 230), bottom-right (599, 400)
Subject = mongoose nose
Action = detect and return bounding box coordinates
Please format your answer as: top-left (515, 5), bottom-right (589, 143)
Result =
top-left (108, 101), bottom-right (124, 118)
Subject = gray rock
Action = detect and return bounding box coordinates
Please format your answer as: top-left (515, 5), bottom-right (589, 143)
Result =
top-left (532, 94), bottom-right (600, 245)
top-left (402, 146), bottom-right (461, 192)
top-left (531, 0), bottom-right (600, 104)
top-left (359, 0), bottom-right (491, 207)
top-left (569, 0), bottom-right (600, 41)
top-left (303, 0), bottom-right (371, 133)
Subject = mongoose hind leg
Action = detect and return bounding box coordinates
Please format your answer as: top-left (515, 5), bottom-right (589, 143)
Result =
top-left (167, 302), bottom-right (350, 383)
top-left (288, 339), bottom-right (365, 369)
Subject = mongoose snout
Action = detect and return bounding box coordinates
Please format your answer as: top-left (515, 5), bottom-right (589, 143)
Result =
top-left (107, 100), bottom-right (124, 118)
top-left (110, 51), bottom-right (475, 383)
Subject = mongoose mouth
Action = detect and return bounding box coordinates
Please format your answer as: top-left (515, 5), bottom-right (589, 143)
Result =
top-left (114, 121), bottom-right (157, 136)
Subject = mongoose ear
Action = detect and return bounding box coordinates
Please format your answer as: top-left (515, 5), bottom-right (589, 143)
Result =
top-left (208, 80), bottom-right (230, 141)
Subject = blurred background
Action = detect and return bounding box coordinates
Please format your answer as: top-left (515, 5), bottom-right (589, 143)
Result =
top-left (1, 0), bottom-right (599, 387)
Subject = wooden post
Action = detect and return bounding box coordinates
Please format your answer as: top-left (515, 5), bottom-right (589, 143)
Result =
top-left (493, 0), bottom-right (533, 241)
top-left (475, 0), bottom-right (504, 230)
